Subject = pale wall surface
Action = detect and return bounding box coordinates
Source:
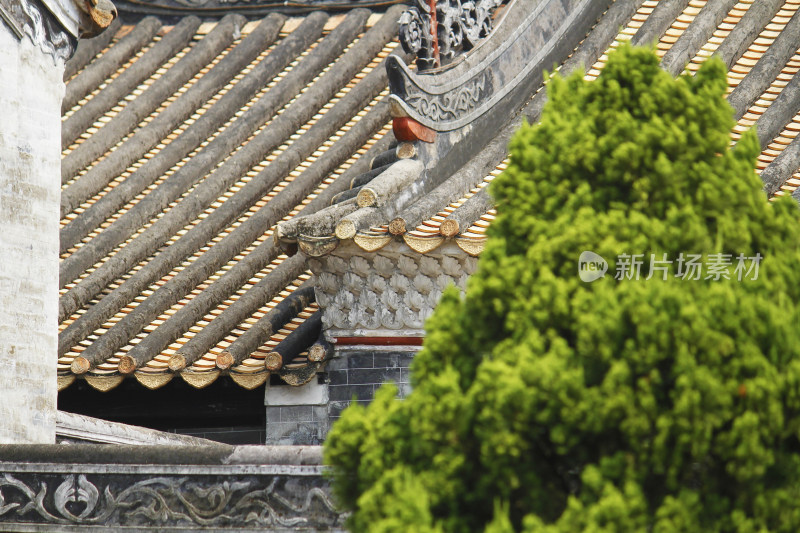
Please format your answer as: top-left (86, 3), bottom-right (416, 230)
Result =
top-left (0, 25), bottom-right (64, 443)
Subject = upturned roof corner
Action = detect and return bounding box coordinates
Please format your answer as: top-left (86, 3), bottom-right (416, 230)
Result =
top-left (0, 0), bottom-right (117, 64)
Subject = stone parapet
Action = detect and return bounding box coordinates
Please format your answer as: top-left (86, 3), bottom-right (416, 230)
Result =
top-left (0, 444), bottom-right (343, 531)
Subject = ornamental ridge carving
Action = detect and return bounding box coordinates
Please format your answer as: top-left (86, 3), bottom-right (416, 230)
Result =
top-left (405, 69), bottom-right (492, 123)
top-left (399, 0), bottom-right (504, 70)
top-left (0, 0), bottom-right (75, 64)
top-left (0, 472), bottom-right (340, 528)
top-left (309, 251), bottom-right (478, 331)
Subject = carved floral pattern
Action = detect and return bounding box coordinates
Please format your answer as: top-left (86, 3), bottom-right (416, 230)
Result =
top-left (405, 69), bottom-right (492, 122)
top-left (0, 473), bottom-right (339, 528)
top-left (400, 0), bottom-right (503, 70)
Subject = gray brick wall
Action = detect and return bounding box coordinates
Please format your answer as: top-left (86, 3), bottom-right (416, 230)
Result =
top-left (0, 27), bottom-right (64, 443)
top-left (264, 348), bottom-right (419, 445)
top-left (326, 349), bottom-right (416, 420)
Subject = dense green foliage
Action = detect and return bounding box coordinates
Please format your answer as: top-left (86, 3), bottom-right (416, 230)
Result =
top-left (324, 45), bottom-right (800, 532)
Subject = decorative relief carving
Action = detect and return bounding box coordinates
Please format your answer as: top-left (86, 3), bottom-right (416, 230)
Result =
top-left (405, 69), bottom-right (493, 123)
top-left (0, 472), bottom-right (340, 528)
top-left (54, 475), bottom-right (99, 521)
top-left (399, 0), bottom-right (503, 70)
top-left (1, 0), bottom-right (75, 64)
top-left (398, 7), bottom-right (428, 64)
top-left (309, 250), bottom-right (478, 331)
top-left (391, 0), bottom-right (601, 132)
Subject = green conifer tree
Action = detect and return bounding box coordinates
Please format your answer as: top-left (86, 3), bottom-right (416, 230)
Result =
top-left (324, 44), bottom-right (800, 532)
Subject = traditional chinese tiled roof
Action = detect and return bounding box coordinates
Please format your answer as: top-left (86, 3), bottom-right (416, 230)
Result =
top-left (593, 0), bottom-right (800, 198)
top-left (58, 6), bottom-right (406, 391)
top-left (61, 0), bottom-right (800, 392)
top-left (281, 0), bottom-right (800, 258)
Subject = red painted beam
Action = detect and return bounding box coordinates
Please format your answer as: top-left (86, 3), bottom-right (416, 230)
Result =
top-left (333, 336), bottom-right (424, 346)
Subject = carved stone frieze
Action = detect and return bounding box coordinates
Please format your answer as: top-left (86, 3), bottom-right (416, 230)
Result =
top-left (0, 0), bottom-right (75, 63)
top-left (404, 69), bottom-right (492, 123)
top-left (308, 242), bottom-right (478, 334)
top-left (399, 0), bottom-right (503, 70)
top-left (0, 469), bottom-right (341, 530)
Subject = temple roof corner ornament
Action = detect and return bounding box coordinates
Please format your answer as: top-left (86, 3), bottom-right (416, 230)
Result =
top-left (0, 0), bottom-right (117, 64)
top-left (399, 0), bottom-right (504, 71)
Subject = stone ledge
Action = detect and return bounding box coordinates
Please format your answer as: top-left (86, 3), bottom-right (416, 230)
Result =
top-left (0, 444), bottom-right (342, 531)
top-left (0, 444), bottom-right (324, 465)
top-left (56, 411), bottom-right (218, 446)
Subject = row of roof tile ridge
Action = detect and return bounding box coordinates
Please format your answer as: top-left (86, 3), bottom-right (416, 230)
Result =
top-left (282, 0), bottom-right (800, 260)
top-left (57, 0), bottom-right (800, 391)
top-left (58, 6), bottom-right (405, 390)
